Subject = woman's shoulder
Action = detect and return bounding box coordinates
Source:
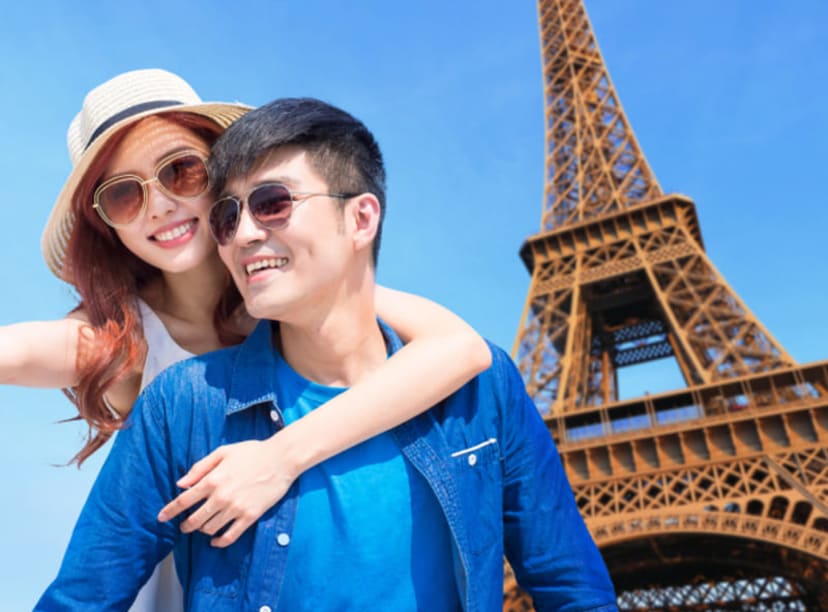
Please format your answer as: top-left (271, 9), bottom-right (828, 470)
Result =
top-left (150, 342), bottom-right (243, 390)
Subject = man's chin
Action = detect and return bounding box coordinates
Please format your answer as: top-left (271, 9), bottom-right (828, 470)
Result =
top-left (244, 296), bottom-right (289, 323)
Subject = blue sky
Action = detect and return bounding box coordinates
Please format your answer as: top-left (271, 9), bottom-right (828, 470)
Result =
top-left (0, 1), bottom-right (826, 606)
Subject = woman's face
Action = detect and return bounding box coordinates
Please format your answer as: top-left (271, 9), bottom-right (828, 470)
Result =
top-left (100, 116), bottom-right (217, 274)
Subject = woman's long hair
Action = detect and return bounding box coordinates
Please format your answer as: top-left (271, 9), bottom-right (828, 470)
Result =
top-left (63, 111), bottom-right (243, 465)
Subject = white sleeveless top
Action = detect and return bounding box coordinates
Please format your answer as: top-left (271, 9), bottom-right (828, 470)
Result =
top-left (138, 299), bottom-right (195, 391)
top-left (130, 299), bottom-right (194, 612)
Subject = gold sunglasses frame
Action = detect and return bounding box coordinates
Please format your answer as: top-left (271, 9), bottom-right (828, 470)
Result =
top-left (92, 149), bottom-right (210, 229)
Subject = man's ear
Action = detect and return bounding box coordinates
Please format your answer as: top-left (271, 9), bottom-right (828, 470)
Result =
top-left (348, 193), bottom-right (381, 253)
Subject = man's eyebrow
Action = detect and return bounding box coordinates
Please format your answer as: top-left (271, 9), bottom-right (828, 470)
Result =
top-left (217, 176), bottom-right (300, 199)
top-left (263, 175), bottom-right (299, 187)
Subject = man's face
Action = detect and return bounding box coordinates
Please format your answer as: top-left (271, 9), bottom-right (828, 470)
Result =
top-left (217, 145), bottom-right (354, 323)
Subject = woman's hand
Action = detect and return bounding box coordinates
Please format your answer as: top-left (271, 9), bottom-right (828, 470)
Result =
top-left (157, 437), bottom-right (300, 547)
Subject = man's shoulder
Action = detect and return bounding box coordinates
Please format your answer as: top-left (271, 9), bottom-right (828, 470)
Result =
top-left (476, 340), bottom-right (522, 388)
top-left (484, 341), bottom-right (515, 369)
top-left (444, 340), bottom-right (522, 409)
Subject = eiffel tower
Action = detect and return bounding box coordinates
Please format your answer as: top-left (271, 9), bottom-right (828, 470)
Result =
top-left (503, 1), bottom-right (828, 610)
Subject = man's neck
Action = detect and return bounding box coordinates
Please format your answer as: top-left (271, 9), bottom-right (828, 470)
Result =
top-left (277, 282), bottom-right (387, 388)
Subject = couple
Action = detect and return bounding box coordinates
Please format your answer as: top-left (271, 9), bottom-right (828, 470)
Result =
top-left (18, 69), bottom-right (616, 610)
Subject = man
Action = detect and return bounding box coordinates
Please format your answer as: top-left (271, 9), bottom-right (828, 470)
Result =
top-left (37, 98), bottom-right (617, 611)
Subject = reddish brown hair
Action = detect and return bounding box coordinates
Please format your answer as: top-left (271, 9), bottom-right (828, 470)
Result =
top-left (63, 111), bottom-right (241, 465)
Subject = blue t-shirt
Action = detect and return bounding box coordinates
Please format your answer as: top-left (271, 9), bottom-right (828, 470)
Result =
top-left (274, 349), bottom-right (460, 610)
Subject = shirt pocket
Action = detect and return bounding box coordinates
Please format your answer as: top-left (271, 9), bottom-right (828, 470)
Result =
top-left (450, 438), bottom-right (502, 555)
top-left (450, 437), bottom-right (500, 467)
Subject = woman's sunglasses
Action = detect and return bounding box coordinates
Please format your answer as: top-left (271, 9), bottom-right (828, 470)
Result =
top-left (208, 183), bottom-right (358, 246)
top-left (92, 150), bottom-right (209, 228)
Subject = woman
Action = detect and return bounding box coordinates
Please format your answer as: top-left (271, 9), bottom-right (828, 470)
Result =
top-left (1, 69), bottom-right (491, 610)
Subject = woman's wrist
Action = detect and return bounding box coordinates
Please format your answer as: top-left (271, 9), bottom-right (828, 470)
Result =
top-left (264, 420), bottom-right (320, 481)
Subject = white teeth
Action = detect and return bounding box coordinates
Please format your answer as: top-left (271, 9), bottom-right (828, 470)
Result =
top-left (154, 221), bottom-right (194, 242)
top-left (245, 257), bottom-right (288, 275)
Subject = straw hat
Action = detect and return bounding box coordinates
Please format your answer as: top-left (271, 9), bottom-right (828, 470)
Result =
top-left (41, 68), bottom-right (251, 280)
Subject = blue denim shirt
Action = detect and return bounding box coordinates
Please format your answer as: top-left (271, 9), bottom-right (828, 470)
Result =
top-left (37, 320), bottom-right (617, 612)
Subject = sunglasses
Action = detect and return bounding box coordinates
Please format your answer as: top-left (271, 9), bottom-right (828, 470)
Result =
top-left (93, 150), bottom-right (210, 228)
top-left (208, 183), bottom-right (359, 246)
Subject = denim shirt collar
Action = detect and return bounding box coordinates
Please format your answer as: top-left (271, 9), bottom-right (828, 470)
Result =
top-left (225, 317), bottom-right (402, 415)
top-left (225, 320), bottom-right (281, 415)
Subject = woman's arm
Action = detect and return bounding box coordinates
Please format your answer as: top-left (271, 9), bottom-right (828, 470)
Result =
top-left (158, 286), bottom-right (491, 545)
top-left (278, 285), bottom-right (492, 470)
top-left (0, 314), bottom-right (140, 416)
top-left (0, 318), bottom-right (85, 388)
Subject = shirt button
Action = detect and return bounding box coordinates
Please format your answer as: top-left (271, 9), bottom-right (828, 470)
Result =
top-left (277, 532), bottom-right (291, 546)
top-left (260, 606), bottom-right (272, 612)
top-left (269, 409), bottom-right (281, 423)
top-left (468, 453), bottom-right (477, 466)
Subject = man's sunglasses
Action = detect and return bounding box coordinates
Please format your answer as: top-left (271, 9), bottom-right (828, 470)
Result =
top-left (93, 150), bottom-right (209, 228)
top-left (208, 183), bottom-right (358, 246)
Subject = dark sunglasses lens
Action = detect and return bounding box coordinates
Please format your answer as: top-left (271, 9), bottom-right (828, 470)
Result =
top-left (248, 184), bottom-right (293, 228)
top-left (98, 180), bottom-right (144, 225)
top-left (158, 154), bottom-right (209, 197)
top-left (209, 199), bottom-right (240, 245)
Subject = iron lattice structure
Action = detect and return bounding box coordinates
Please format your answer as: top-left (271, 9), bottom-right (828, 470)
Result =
top-left (504, 1), bottom-right (828, 610)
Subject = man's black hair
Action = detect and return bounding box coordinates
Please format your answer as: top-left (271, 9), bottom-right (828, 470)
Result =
top-left (209, 97), bottom-right (386, 264)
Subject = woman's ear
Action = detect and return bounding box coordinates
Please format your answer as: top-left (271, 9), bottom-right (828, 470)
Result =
top-left (348, 193), bottom-right (381, 254)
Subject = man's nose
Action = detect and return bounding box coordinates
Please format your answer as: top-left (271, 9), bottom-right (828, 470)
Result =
top-left (233, 204), bottom-right (269, 245)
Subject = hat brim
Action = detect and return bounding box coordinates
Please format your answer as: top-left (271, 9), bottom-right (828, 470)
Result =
top-left (41, 100), bottom-right (251, 282)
